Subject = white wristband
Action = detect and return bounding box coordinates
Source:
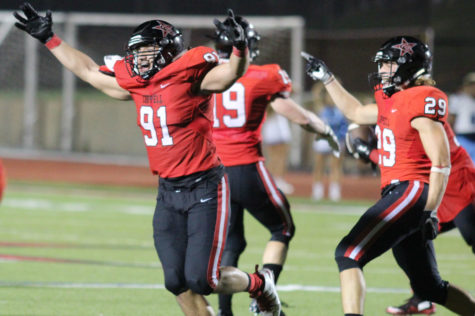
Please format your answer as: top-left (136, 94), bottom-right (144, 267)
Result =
top-left (430, 166), bottom-right (451, 176)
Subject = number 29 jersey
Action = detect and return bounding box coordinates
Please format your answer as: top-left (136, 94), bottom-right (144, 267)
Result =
top-left (374, 85), bottom-right (450, 189)
top-left (212, 64), bottom-right (292, 166)
top-left (113, 46), bottom-right (221, 178)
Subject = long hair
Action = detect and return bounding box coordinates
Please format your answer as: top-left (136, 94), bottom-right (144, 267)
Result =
top-left (413, 75), bottom-right (436, 86)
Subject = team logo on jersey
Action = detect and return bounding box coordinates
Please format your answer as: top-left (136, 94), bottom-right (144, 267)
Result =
top-left (391, 38), bottom-right (417, 56)
top-left (153, 21), bottom-right (174, 37)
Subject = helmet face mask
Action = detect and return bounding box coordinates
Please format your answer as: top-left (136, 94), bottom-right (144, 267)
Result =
top-left (375, 61), bottom-right (399, 93)
top-left (129, 44), bottom-right (161, 79)
top-left (126, 20), bottom-right (184, 80)
top-left (368, 36), bottom-right (432, 96)
top-left (211, 16), bottom-right (260, 61)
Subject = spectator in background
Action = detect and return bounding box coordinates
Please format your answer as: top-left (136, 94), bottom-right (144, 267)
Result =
top-left (0, 159), bottom-right (5, 202)
top-left (262, 111), bottom-right (295, 194)
top-left (449, 72), bottom-right (475, 162)
top-left (311, 82), bottom-right (348, 201)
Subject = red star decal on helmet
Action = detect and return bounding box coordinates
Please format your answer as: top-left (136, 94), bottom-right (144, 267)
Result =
top-left (153, 21), bottom-right (174, 37)
top-left (391, 38), bottom-right (417, 56)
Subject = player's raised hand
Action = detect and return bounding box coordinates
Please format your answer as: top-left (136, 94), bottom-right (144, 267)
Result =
top-left (214, 9), bottom-right (247, 50)
top-left (301, 52), bottom-right (333, 84)
top-left (13, 2), bottom-right (54, 43)
top-left (317, 125), bottom-right (340, 158)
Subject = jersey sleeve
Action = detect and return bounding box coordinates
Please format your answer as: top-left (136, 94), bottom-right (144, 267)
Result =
top-left (265, 64), bottom-right (293, 98)
top-left (406, 87), bottom-right (448, 124)
top-left (99, 55), bottom-right (123, 77)
top-left (185, 46), bottom-right (220, 82)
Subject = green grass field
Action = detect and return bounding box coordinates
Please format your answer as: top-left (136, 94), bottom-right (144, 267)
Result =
top-left (0, 181), bottom-right (473, 315)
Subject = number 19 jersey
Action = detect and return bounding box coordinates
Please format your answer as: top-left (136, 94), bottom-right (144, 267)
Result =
top-left (374, 86), bottom-right (449, 189)
top-left (212, 64), bottom-right (292, 166)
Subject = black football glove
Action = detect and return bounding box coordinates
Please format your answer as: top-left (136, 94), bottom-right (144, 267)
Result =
top-left (352, 138), bottom-right (373, 163)
top-left (13, 2), bottom-right (54, 44)
top-left (213, 9), bottom-right (247, 50)
top-left (421, 210), bottom-right (439, 241)
top-left (301, 51), bottom-right (333, 84)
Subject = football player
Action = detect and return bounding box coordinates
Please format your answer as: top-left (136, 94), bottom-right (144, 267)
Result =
top-left (13, 3), bottom-right (282, 316)
top-left (302, 36), bottom-right (475, 316)
top-left (347, 122), bottom-right (475, 315)
top-left (210, 16), bottom-right (339, 316)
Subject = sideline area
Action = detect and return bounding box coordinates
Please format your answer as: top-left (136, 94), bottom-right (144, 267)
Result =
top-left (2, 157), bottom-right (380, 200)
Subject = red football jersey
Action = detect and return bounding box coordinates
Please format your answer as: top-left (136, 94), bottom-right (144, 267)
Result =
top-left (437, 122), bottom-right (475, 222)
top-left (113, 46), bottom-right (221, 178)
top-left (212, 64), bottom-right (292, 166)
top-left (374, 86), bottom-right (449, 189)
top-left (438, 147), bottom-right (475, 222)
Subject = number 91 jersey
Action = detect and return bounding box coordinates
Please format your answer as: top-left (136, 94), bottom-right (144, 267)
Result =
top-left (212, 64), bottom-right (292, 166)
top-left (113, 46), bottom-right (220, 178)
top-left (374, 85), bottom-right (448, 189)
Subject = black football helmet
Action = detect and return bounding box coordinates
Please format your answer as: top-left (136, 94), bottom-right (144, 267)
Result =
top-left (211, 15), bottom-right (260, 60)
top-left (125, 20), bottom-right (184, 79)
top-left (368, 36), bottom-right (432, 96)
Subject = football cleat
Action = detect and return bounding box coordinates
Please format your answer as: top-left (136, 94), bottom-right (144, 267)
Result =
top-left (386, 296), bottom-right (436, 315)
top-left (249, 267), bottom-right (281, 316)
top-left (250, 299), bottom-right (286, 316)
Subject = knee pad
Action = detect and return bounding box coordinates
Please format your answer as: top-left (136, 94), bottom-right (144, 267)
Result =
top-left (335, 241), bottom-right (362, 272)
top-left (270, 225), bottom-right (295, 246)
top-left (224, 233), bottom-right (247, 257)
top-left (186, 276), bottom-right (213, 296)
top-left (221, 248), bottom-right (243, 267)
top-left (163, 268), bottom-right (188, 296)
top-left (411, 279), bottom-right (449, 304)
top-left (335, 255), bottom-right (361, 272)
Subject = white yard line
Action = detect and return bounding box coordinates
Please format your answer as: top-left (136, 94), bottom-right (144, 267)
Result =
top-left (0, 281), bottom-right (411, 294)
top-left (2, 197), bottom-right (364, 216)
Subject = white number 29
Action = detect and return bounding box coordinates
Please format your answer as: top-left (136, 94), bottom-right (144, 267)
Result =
top-left (424, 97), bottom-right (446, 116)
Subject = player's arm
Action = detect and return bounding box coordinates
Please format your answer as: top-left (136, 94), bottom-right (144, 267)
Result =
top-left (49, 42), bottom-right (130, 100)
top-left (270, 96), bottom-right (325, 130)
top-left (13, 3), bottom-right (130, 100)
top-left (200, 10), bottom-right (249, 93)
top-left (301, 52), bottom-right (378, 125)
top-left (325, 80), bottom-right (378, 125)
top-left (411, 116), bottom-right (451, 239)
top-left (270, 96), bottom-right (340, 156)
top-left (200, 49), bottom-right (249, 93)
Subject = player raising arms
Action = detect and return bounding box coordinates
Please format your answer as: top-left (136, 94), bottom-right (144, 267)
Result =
top-left (210, 16), bottom-right (339, 316)
top-left (348, 109), bottom-right (475, 314)
top-left (14, 3), bottom-right (281, 316)
top-left (302, 36), bottom-right (475, 316)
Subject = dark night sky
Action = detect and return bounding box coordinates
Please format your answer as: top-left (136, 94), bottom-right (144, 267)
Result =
top-left (2, 0), bottom-right (474, 91)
